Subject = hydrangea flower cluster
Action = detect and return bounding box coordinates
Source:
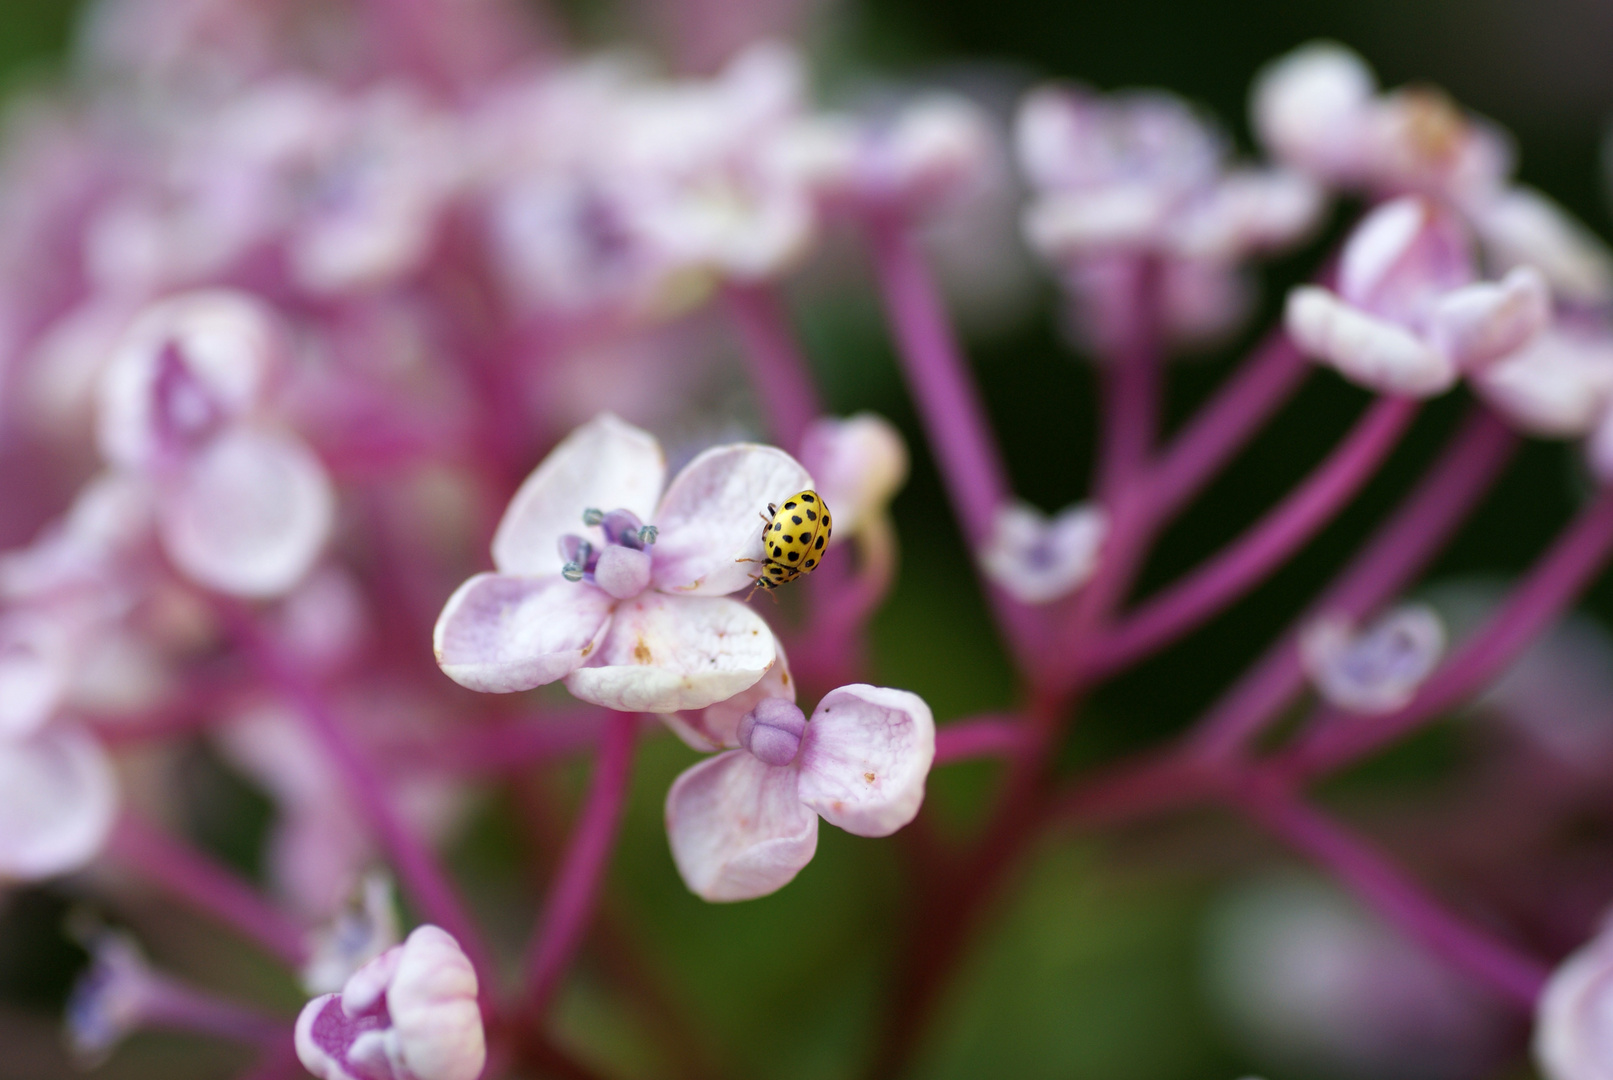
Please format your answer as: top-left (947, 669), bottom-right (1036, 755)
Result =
top-left (0, 2), bottom-right (1609, 1078)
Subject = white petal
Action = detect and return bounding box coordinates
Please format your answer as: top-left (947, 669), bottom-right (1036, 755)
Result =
top-left (1474, 185), bottom-right (1613, 306)
top-left (1428, 266), bottom-right (1550, 373)
top-left (433, 573), bottom-right (614, 693)
top-left (796, 684), bottom-right (935, 837)
top-left (1285, 286), bottom-right (1458, 397)
top-left (1251, 42), bottom-right (1376, 182)
top-left (1474, 327), bottom-right (1613, 437)
top-left (160, 425), bottom-right (335, 598)
top-left (1300, 604), bottom-right (1446, 714)
top-left (0, 615), bottom-right (74, 739)
top-left (388, 926), bottom-right (486, 1080)
top-left (97, 290), bottom-right (279, 469)
top-left (665, 750), bottom-right (818, 902)
top-left (651, 444), bottom-right (813, 596)
top-left (0, 725), bottom-right (117, 881)
top-left (664, 638), bottom-right (796, 751)
top-left (797, 414), bottom-right (909, 539)
top-left (979, 500), bottom-right (1107, 605)
top-left (491, 413), bottom-right (664, 577)
top-left (1536, 931), bottom-right (1613, 1080)
top-left (564, 594), bottom-right (775, 713)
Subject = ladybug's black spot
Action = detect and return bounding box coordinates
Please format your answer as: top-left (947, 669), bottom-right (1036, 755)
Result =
top-left (785, 501), bottom-right (797, 509)
top-left (772, 545), bottom-right (783, 557)
top-left (773, 522), bottom-right (781, 532)
top-left (802, 493), bottom-right (815, 503)
top-left (806, 509), bottom-right (816, 521)
top-left (791, 515), bottom-right (802, 525)
top-left (805, 558), bottom-right (816, 568)
top-left (814, 536), bottom-right (824, 549)
top-left (782, 534), bottom-right (793, 543)
top-left (787, 551), bottom-right (800, 562)
top-left (769, 565), bottom-right (784, 575)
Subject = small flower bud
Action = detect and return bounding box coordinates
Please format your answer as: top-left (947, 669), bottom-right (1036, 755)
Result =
top-left (738, 698), bottom-right (807, 766)
top-left (1300, 604), bottom-right (1445, 714)
top-left (592, 544), bottom-right (652, 600)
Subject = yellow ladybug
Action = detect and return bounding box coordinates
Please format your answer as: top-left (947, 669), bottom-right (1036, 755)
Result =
top-left (747, 490), bottom-right (832, 594)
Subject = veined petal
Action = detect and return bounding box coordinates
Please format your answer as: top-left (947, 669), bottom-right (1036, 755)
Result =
top-left (1428, 266), bottom-right (1550, 373)
top-left (491, 413), bottom-right (664, 577)
top-left (564, 594), bottom-right (774, 713)
top-left (664, 639), bottom-right (795, 751)
top-left (651, 444), bottom-right (812, 596)
top-left (665, 750), bottom-right (818, 902)
top-left (160, 425), bottom-right (335, 598)
top-left (1286, 286), bottom-right (1458, 397)
top-left (0, 725), bottom-right (117, 881)
top-left (433, 573), bottom-right (613, 693)
top-left (796, 684), bottom-right (935, 837)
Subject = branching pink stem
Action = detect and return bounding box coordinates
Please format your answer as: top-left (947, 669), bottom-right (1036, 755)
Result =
top-left (1081, 394), bottom-right (1420, 677)
top-left (225, 609), bottom-right (497, 995)
top-left (523, 711), bottom-right (638, 1016)
top-left (377, 708), bottom-right (610, 775)
top-left (933, 717), bottom-right (1028, 765)
top-left (141, 978), bottom-right (292, 1047)
top-left (1237, 781), bottom-right (1549, 1008)
top-left (1094, 261), bottom-right (1162, 502)
top-left (1142, 331), bottom-right (1309, 523)
top-left (866, 217), bottom-right (1009, 549)
top-left (107, 814), bottom-right (308, 968)
top-left (1188, 406), bottom-right (1516, 761)
top-left (724, 283), bottom-right (823, 451)
top-left (1281, 485), bottom-right (1613, 778)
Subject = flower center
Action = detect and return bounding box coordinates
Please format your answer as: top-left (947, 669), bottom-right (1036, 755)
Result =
top-left (559, 507), bottom-right (659, 599)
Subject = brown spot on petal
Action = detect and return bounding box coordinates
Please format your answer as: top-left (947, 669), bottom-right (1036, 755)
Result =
top-left (864, 772), bottom-right (876, 783)
top-left (633, 637), bottom-right (652, 664)
top-left (780, 671), bottom-right (789, 685)
top-left (580, 642), bottom-right (594, 658)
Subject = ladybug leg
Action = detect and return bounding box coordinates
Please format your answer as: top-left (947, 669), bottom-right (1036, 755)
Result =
top-left (734, 556), bottom-right (761, 564)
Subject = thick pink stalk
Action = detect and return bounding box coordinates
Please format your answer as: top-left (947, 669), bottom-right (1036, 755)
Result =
top-left (140, 980), bottom-right (291, 1047)
top-left (933, 717), bottom-right (1028, 765)
top-left (1238, 783), bottom-right (1548, 1007)
top-left (1143, 332), bottom-right (1310, 522)
top-left (866, 218), bottom-right (1009, 549)
top-left (724, 283), bottom-right (823, 452)
top-left (1282, 486), bottom-right (1613, 778)
top-left (1188, 406), bottom-right (1516, 762)
top-left (377, 709), bottom-right (612, 776)
top-left (1080, 394), bottom-right (1420, 676)
top-left (523, 710), bottom-right (638, 1016)
top-left (107, 814), bottom-right (308, 968)
top-left (1094, 262), bottom-right (1162, 502)
top-left (228, 611), bottom-right (497, 992)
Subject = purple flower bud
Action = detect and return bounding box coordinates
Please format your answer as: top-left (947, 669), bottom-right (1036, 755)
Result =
top-left (738, 698), bottom-right (808, 766)
top-left (557, 535), bottom-right (595, 582)
top-left (593, 544), bottom-right (652, 600)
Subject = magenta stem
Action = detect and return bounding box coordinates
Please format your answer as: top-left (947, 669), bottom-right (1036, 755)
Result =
top-left (1237, 782), bottom-right (1548, 1007)
top-left (107, 814), bottom-right (307, 968)
top-left (1187, 405), bottom-right (1516, 762)
top-left (724, 283), bottom-right (823, 452)
top-left (142, 979), bottom-right (291, 1047)
top-left (1283, 485), bottom-right (1613, 778)
top-left (228, 611), bottom-right (497, 994)
top-left (523, 710), bottom-right (638, 1016)
top-left (1143, 331), bottom-right (1309, 522)
top-left (378, 709), bottom-right (610, 776)
top-left (1081, 394), bottom-right (1419, 677)
top-left (866, 217), bottom-right (1009, 549)
top-left (1094, 261), bottom-right (1162, 502)
top-left (933, 717), bottom-right (1028, 765)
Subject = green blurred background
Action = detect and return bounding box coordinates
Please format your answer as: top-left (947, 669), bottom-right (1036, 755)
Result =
top-left (1, 1), bottom-right (1610, 1077)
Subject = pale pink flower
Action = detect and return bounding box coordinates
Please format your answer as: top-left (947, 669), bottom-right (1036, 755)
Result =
top-left (1017, 84), bottom-right (1321, 348)
top-left (1208, 874), bottom-right (1508, 1080)
top-left (96, 290), bottom-right (334, 598)
top-left (1300, 604), bottom-right (1446, 715)
top-left (1474, 320), bottom-right (1613, 439)
top-left (796, 412), bottom-right (909, 540)
top-left (666, 682), bottom-right (934, 901)
top-left (1537, 921), bottom-right (1613, 1080)
top-left (0, 724), bottom-right (118, 881)
top-left (66, 929), bottom-right (170, 1064)
top-left (434, 412), bottom-right (809, 713)
top-left (303, 874), bottom-right (402, 995)
top-left (1285, 196), bottom-right (1550, 397)
top-left (296, 925), bottom-right (485, 1080)
top-left (979, 500), bottom-right (1107, 605)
